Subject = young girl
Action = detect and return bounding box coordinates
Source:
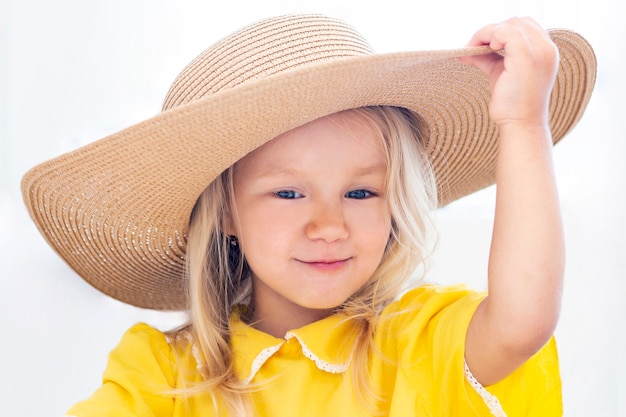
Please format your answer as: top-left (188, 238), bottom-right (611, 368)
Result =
top-left (21, 14), bottom-right (596, 417)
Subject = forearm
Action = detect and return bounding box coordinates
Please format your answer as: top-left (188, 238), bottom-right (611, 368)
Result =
top-left (487, 122), bottom-right (565, 347)
top-left (466, 122), bottom-right (565, 386)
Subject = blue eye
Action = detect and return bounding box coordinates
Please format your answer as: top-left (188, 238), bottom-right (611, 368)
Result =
top-left (274, 190), bottom-right (302, 199)
top-left (346, 189), bottom-right (375, 199)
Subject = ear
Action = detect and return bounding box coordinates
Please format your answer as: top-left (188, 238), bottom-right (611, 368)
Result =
top-left (221, 205), bottom-right (239, 238)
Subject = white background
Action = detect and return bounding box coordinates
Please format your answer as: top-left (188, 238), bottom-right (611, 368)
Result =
top-left (1, 0), bottom-right (624, 415)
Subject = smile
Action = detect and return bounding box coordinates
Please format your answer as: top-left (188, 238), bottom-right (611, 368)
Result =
top-left (298, 258), bottom-right (351, 272)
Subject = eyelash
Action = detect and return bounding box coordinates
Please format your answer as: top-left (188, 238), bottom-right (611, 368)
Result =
top-left (273, 190), bottom-right (303, 199)
top-left (273, 189), bottom-right (377, 200)
top-left (345, 189), bottom-right (376, 199)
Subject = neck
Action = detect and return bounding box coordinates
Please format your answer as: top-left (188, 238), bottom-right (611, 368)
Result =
top-left (248, 297), bottom-right (333, 338)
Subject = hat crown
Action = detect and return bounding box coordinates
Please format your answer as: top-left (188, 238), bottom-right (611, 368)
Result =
top-left (162, 15), bottom-right (374, 111)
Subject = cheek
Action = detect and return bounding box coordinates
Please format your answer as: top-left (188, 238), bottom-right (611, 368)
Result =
top-left (374, 211), bottom-right (393, 255)
top-left (351, 206), bottom-right (392, 251)
top-left (355, 202), bottom-right (391, 230)
top-left (236, 204), bottom-right (301, 250)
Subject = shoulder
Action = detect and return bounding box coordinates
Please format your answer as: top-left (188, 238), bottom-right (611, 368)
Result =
top-left (383, 284), bottom-right (485, 320)
top-left (106, 323), bottom-right (178, 378)
top-left (375, 284), bottom-right (486, 354)
top-left (115, 323), bottom-right (202, 376)
top-left (121, 322), bottom-right (170, 342)
top-left (113, 322), bottom-right (173, 355)
top-left (64, 323), bottom-right (186, 416)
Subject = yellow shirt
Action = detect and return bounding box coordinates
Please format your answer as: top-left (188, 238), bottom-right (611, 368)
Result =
top-left (65, 285), bottom-right (562, 416)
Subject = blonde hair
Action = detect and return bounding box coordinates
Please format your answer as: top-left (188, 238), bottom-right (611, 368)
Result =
top-left (170, 106), bottom-right (438, 416)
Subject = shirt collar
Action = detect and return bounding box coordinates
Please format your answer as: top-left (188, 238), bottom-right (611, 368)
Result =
top-left (230, 310), bottom-right (358, 384)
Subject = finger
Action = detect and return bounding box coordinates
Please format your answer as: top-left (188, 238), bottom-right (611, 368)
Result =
top-left (490, 21), bottom-right (532, 58)
top-left (495, 18), bottom-right (559, 78)
top-left (471, 17), bottom-right (546, 57)
top-left (461, 17), bottom-right (553, 77)
top-left (519, 16), bottom-right (550, 42)
top-left (461, 22), bottom-right (504, 75)
top-left (465, 23), bottom-right (499, 47)
top-left (517, 17), bottom-right (560, 64)
top-left (463, 20), bottom-right (529, 75)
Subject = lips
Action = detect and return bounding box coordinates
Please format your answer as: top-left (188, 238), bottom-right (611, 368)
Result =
top-left (297, 258), bottom-right (351, 272)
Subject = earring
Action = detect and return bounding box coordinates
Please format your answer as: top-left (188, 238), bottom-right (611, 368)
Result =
top-left (228, 235), bottom-right (239, 248)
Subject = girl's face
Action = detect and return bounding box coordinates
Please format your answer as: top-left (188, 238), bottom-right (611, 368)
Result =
top-left (230, 110), bottom-right (391, 335)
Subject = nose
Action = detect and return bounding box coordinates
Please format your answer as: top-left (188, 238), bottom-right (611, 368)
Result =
top-left (305, 198), bottom-right (348, 243)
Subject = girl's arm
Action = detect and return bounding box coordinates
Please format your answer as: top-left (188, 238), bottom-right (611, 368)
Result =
top-left (461, 17), bottom-right (565, 386)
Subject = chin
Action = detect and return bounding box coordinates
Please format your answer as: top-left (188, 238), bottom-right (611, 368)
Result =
top-left (300, 296), bottom-right (351, 312)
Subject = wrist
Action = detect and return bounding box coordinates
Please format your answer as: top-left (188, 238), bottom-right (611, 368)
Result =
top-left (497, 121), bottom-right (552, 144)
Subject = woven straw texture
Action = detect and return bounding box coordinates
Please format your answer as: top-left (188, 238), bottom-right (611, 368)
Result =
top-left (21, 15), bottom-right (596, 310)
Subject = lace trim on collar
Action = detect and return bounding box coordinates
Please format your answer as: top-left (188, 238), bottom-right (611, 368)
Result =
top-left (244, 342), bottom-right (284, 384)
top-left (241, 332), bottom-right (351, 384)
top-left (285, 332), bottom-right (351, 374)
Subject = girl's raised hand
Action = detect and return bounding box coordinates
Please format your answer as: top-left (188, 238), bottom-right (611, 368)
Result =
top-left (461, 17), bottom-right (559, 129)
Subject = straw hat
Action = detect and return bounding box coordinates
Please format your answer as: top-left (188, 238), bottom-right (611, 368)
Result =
top-left (21, 14), bottom-right (596, 310)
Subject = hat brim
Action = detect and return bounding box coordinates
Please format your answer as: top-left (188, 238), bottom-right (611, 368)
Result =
top-left (21, 29), bottom-right (596, 310)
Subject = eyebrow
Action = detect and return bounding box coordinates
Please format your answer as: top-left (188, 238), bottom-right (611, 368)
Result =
top-left (254, 162), bottom-right (388, 178)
